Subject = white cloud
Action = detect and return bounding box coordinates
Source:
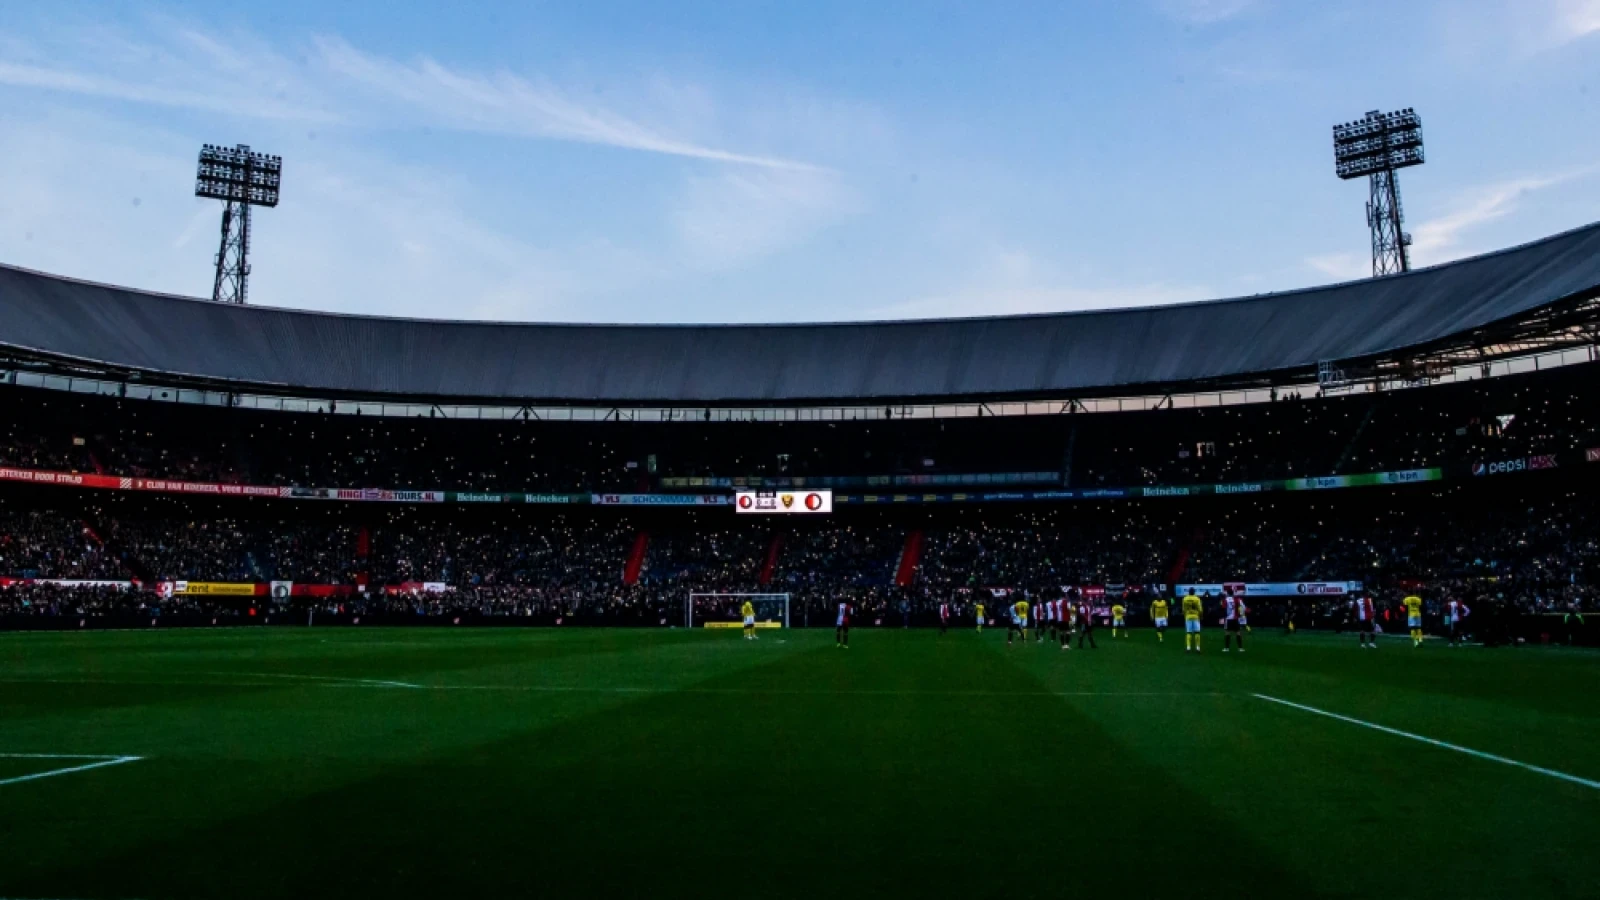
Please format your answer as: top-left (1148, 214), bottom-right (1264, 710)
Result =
top-left (1410, 166), bottom-right (1598, 264)
top-left (0, 21), bottom-right (817, 171)
top-left (0, 108), bottom-right (663, 321)
top-left (0, 101), bottom-right (857, 324)
top-left (1300, 166), bottom-right (1599, 278)
top-left (1552, 0), bottom-right (1600, 43)
top-left (0, 23), bottom-right (341, 124)
top-left (0, 60), bottom-right (334, 123)
top-left (0, 17), bottom-right (866, 321)
top-left (308, 36), bottom-right (818, 171)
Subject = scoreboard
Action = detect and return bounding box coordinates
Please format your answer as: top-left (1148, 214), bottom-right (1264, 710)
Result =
top-left (734, 490), bottom-right (833, 514)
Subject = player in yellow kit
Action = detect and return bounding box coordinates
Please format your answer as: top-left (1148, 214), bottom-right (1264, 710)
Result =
top-left (741, 599), bottom-right (758, 641)
top-left (1404, 593), bottom-right (1425, 647)
top-left (1182, 590), bottom-right (1203, 652)
top-left (1007, 598), bottom-right (1030, 646)
top-left (1150, 596), bottom-right (1170, 642)
top-left (975, 601), bottom-right (986, 633)
top-left (1110, 602), bottom-right (1127, 637)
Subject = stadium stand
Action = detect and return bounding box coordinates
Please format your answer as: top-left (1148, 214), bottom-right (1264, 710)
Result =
top-left (2, 224), bottom-right (1599, 645)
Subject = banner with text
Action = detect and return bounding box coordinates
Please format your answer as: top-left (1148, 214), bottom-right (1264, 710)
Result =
top-left (591, 493), bottom-right (731, 506)
top-left (1173, 581), bottom-right (1364, 597)
top-left (0, 459), bottom-right (1498, 510)
top-left (0, 578), bottom-right (135, 590)
top-left (172, 581), bottom-right (259, 596)
top-left (663, 471), bottom-right (1060, 489)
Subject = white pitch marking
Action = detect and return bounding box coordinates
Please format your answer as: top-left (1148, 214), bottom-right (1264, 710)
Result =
top-left (0, 753), bottom-right (134, 759)
top-left (0, 678), bottom-right (286, 689)
top-left (0, 754), bottom-right (143, 788)
top-left (415, 685), bottom-right (1222, 698)
top-left (214, 671), bottom-right (423, 689)
top-left (0, 677), bottom-right (1213, 699)
top-left (1253, 694), bottom-right (1600, 792)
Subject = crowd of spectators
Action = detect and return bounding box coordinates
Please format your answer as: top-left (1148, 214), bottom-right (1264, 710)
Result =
top-left (0, 582), bottom-right (254, 619)
top-left (3, 489), bottom-right (1595, 635)
top-left (0, 510), bottom-right (124, 579)
top-left (4, 363), bottom-right (1599, 496)
top-left (0, 507), bottom-right (362, 585)
top-left (4, 361), bottom-right (1599, 635)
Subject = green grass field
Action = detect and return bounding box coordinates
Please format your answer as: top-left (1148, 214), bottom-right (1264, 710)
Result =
top-left (2, 626), bottom-right (1597, 899)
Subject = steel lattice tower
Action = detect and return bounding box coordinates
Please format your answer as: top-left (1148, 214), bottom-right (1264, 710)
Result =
top-left (1333, 109), bottom-right (1424, 278)
top-left (1366, 168), bottom-right (1408, 276)
top-left (195, 144), bottom-right (282, 304)
top-left (211, 198), bottom-right (252, 304)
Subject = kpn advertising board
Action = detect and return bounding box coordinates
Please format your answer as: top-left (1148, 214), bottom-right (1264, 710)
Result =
top-left (735, 489), bottom-right (833, 514)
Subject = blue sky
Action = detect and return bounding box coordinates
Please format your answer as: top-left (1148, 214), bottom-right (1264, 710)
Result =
top-left (0, 0), bottom-right (1595, 323)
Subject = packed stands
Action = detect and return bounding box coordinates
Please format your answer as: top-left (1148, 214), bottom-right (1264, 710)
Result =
top-left (3, 364), bottom-right (1600, 495)
top-left (3, 357), bottom-right (1599, 642)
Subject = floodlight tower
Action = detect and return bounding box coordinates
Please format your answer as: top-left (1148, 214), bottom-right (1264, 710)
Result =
top-left (195, 144), bottom-right (282, 304)
top-left (1333, 109), bottom-right (1424, 277)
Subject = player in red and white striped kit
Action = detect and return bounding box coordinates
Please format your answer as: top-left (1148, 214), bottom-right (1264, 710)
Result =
top-left (1075, 595), bottom-right (1098, 650)
top-left (1351, 593), bottom-right (1377, 649)
top-left (938, 601), bottom-right (951, 636)
top-left (1222, 586), bottom-right (1245, 653)
top-left (1444, 598), bottom-right (1471, 647)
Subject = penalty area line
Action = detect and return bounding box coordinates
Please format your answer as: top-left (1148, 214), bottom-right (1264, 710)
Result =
top-left (0, 753), bottom-right (144, 788)
top-left (1252, 694), bottom-right (1600, 792)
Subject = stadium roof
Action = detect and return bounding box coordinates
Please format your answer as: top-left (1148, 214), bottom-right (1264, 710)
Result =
top-left (3, 221), bottom-right (1600, 405)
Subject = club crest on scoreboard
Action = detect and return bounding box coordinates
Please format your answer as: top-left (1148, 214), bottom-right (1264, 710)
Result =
top-left (735, 490), bottom-right (833, 514)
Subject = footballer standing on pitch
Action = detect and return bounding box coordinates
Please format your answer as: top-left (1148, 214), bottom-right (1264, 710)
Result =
top-left (1182, 588), bottom-right (1204, 652)
top-left (1007, 595), bottom-right (1029, 646)
top-left (1222, 585), bottom-right (1244, 653)
top-left (1352, 592), bottom-right (1378, 649)
top-left (1150, 593), bottom-right (1170, 643)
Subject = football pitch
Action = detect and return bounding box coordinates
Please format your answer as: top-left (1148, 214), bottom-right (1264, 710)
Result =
top-left (2, 626), bottom-right (1596, 900)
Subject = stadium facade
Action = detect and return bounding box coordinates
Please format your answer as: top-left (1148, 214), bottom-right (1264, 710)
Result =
top-left (1, 224), bottom-right (1598, 643)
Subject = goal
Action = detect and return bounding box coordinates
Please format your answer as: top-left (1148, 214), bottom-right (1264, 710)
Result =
top-left (687, 593), bottom-right (790, 629)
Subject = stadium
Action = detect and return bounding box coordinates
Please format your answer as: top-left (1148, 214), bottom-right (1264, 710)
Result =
top-left (4, 212), bottom-right (1600, 898)
top-left (6, 5), bottom-right (1600, 892)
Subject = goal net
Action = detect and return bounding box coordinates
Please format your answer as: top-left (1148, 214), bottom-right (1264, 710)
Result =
top-left (688, 593), bottom-right (790, 629)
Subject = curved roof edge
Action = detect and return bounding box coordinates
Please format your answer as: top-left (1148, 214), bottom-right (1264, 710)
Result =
top-left (3, 221), bottom-right (1600, 404)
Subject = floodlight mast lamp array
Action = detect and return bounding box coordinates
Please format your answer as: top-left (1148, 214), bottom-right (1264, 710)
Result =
top-left (1333, 109), bottom-right (1423, 278)
top-left (195, 144), bottom-right (282, 305)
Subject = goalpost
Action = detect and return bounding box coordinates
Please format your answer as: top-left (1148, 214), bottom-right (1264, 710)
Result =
top-left (687, 593), bottom-right (790, 630)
